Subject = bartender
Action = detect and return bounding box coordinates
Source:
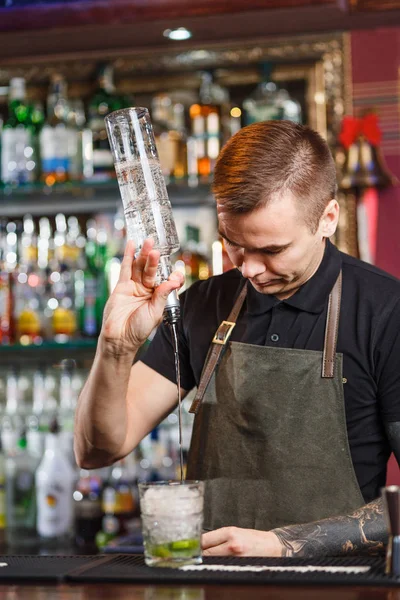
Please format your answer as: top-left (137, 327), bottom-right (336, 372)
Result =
top-left (75, 120), bottom-right (400, 558)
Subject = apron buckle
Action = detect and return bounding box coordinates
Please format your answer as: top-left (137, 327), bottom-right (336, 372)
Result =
top-left (212, 320), bottom-right (236, 345)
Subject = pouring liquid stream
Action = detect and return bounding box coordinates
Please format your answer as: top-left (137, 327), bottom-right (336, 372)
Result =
top-left (170, 322), bottom-right (184, 483)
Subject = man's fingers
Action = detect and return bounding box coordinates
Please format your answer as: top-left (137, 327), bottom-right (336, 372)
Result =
top-left (141, 250), bottom-right (161, 288)
top-left (201, 528), bottom-right (231, 550)
top-left (202, 543), bottom-right (233, 557)
top-left (118, 240), bottom-right (136, 282)
top-left (132, 239), bottom-right (156, 282)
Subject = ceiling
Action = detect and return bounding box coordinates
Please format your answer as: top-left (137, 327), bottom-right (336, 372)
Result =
top-left (0, 0), bottom-right (399, 63)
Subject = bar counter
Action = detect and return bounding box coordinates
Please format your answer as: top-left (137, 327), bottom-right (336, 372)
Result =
top-left (0, 583), bottom-right (398, 599)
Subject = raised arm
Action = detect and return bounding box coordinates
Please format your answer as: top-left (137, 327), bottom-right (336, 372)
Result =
top-left (74, 239), bottom-right (185, 469)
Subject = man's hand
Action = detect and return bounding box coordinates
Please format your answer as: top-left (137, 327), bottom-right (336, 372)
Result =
top-left (201, 527), bottom-right (283, 557)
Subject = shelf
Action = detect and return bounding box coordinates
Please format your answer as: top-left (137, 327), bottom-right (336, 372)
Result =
top-left (0, 179), bottom-right (215, 217)
top-left (0, 338), bottom-right (97, 368)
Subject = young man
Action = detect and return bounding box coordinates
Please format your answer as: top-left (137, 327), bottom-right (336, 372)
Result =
top-left (75, 120), bottom-right (400, 558)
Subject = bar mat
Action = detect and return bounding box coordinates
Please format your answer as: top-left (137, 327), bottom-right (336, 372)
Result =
top-left (0, 555), bottom-right (106, 582)
top-left (66, 554), bottom-right (400, 586)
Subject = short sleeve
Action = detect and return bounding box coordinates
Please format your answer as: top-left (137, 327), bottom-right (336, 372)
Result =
top-left (375, 298), bottom-right (400, 422)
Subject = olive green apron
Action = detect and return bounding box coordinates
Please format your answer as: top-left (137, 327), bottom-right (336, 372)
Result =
top-left (186, 271), bottom-right (365, 531)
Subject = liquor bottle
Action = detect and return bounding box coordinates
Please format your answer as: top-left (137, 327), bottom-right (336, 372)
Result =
top-left (88, 64), bottom-right (127, 181)
top-left (0, 436), bottom-right (6, 548)
top-left (52, 214), bottom-right (77, 340)
top-left (100, 459), bottom-right (136, 541)
top-left (174, 225), bottom-right (210, 289)
top-left (79, 220), bottom-right (98, 337)
top-left (16, 215), bottom-right (40, 344)
top-left (35, 418), bottom-right (76, 543)
top-left (94, 227), bottom-right (109, 332)
top-left (105, 209), bottom-right (125, 295)
top-left (26, 366), bottom-right (48, 458)
top-left (5, 429), bottom-right (38, 548)
top-left (30, 102), bottom-right (45, 182)
top-left (1, 77), bottom-right (36, 185)
top-left (40, 74), bottom-right (71, 185)
top-left (58, 359), bottom-right (76, 467)
top-left (67, 99), bottom-right (94, 181)
top-left (243, 62), bottom-right (302, 125)
top-left (152, 94), bottom-right (188, 182)
top-left (189, 71), bottom-right (228, 179)
top-left (0, 220), bottom-right (14, 346)
top-left (74, 469), bottom-right (104, 552)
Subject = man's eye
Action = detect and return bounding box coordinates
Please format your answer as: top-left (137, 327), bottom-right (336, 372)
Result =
top-left (262, 249), bottom-right (282, 256)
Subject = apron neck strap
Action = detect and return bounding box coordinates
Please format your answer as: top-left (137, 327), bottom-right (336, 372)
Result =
top-left (322, 269), bottom-right (342, 378)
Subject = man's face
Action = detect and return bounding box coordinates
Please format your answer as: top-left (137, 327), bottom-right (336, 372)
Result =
top-left (218, 192), bottom-right (334, 299)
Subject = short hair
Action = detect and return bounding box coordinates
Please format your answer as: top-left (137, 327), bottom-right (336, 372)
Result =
top-left (212, 120), bottom-right (338, 233)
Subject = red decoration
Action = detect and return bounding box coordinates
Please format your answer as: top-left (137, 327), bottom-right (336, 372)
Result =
top-left (339, 113), bottom-right (382, 149)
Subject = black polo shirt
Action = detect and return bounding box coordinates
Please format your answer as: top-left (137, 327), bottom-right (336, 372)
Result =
top-left (141, 239), bottom-right (400, 504)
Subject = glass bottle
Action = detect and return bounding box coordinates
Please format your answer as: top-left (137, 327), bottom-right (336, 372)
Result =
top-left (40, 74), bottom-right (71, 185)
top-left (243, 62), bottom-right (302, 125)
top-left (67, 99), bottom-right (94, 181)
top-left (151, 93), bottom-right (188, 183)
top-left (1, 77), bottom-right (36, 185)
top-left (105, 107), bottom-right (180, 324)
top-left (189, 71), bottom-right (229, 180)
top-left (35, 418), bottom-right (75, 543)
top-left (5, 429), bottom-right (38, 548)
top-left (88, 63), bottom-right (127, 181)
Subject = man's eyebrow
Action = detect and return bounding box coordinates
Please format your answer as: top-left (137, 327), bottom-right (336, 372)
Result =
top-left (218, 230), bottom-right (291, 252)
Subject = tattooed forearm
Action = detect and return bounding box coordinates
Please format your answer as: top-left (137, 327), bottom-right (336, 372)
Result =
top-left (272, 497), bottom-right (388, 558)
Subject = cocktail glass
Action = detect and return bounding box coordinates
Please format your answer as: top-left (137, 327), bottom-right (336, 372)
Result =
top-left (139, 480), bottom-right (204, 568)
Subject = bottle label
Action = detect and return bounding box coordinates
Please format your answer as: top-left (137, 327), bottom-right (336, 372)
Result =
top-left (40, 125), bottom-right (69, 174)
top-left (37, 481), bottom-right (73, 537)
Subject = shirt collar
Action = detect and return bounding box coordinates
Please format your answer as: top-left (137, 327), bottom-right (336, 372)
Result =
top-left (246, 239), bottom-right (342, 316)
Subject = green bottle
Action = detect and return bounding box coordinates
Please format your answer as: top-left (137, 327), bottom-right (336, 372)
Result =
top-left (95, 228), bottom-right (109, 333)
top-left (5, 430), bottom-right (38, 548)
top-left (1, 78), bottom-right (36, 185)
top-left (79, 221), bottom-right (99, 337)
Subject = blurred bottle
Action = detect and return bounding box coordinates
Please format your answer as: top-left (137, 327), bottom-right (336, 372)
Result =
top-left (1, 77), bottom-right (36, 186)
top-left (189, 72), bottom-right (228, 179)
top-left (67, 99), bottom-right (94, 181)
top-left (79, 219), bottom-right (99, 337)
top-left (58, 359), bottom-right (77, 466)
top-left (14, 215), bottom-right (42, 345)
top-left (88, 64), bottom-right (127, 181)
top-left (152, 94), bottom-right (188, 183)
top-left (26, 366), bottom-right (48, 458)
top-left (40, 74), bottom-right (71, 185)
top-left (74, 469), bottom-right (104, 552)
top-left (174, 225), bottom-right (210, 289)
top-left (35, 418), bottom-right (75, 544)
top-left (243, 62), bottom-right (302, 125)
top-left (100, 458), bottom-right (136, 542)
top-left (0, 220), bottom-right (14, 345)
top-left (6, 429), bottom-right (38, 548)
top-left (52, 214), bottom-right (77, 341)
top-left (0, 435), bottom-right (6, 548)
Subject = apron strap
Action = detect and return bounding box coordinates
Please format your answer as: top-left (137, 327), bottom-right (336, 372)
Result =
top-left (322, 269), bottom-right (342, 378)
top-left (189, 268), bottom-right (343, 413)
top-left (189, 281), bottom-right (248, 415)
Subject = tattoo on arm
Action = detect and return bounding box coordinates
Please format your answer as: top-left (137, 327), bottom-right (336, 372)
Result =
top-left (272, 497), bottom-right (388, 558)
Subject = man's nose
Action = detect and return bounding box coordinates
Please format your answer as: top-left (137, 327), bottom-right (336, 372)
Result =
top-left (241, 252), bottom-right (265, 279)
